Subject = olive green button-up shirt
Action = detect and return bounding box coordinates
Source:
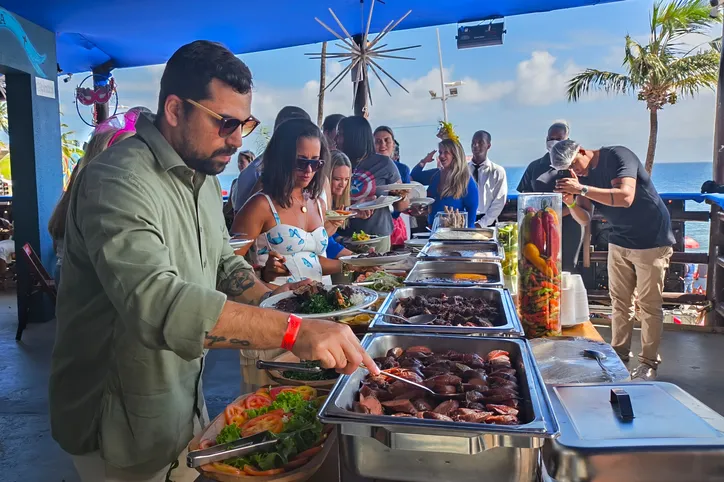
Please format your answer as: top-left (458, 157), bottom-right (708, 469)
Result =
top-left (49, 114), bottom-right (251, 473)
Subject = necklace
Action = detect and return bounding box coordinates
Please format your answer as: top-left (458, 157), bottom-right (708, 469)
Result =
top-left (294, 191), bottom-right (310, 213)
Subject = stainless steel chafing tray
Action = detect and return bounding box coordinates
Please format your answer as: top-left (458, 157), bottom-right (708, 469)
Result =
top-left (430, 227), bottom-right (497, 242)
top-left (368, 286), bottom-right (523, 337)
top-left (542, 382), bottom-right (724, 482)
top-left (417, 240), bottom-right (504, 262)
top-left (404, 260), bottom-right (503, 287)
top-left (319, 333), bottom-right (558, 482)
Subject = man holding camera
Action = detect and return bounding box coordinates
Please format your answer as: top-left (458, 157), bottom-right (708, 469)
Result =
top-left (550, 140), bottom-right (674, 381)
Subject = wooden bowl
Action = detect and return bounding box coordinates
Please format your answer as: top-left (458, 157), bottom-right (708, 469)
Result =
top-left (188, 391), bottom-right (336, 482)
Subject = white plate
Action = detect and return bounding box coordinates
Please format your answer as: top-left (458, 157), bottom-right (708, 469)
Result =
top-left (409, 197), bottom-right (435, 207)
top-left (347, 234), bottom-right (389, 246)
top-left (259, 285), bottom-right (379, 319)
top-left (339, 252), bottom-right (412, 267)
top-left (348, 195), bottom-right (401, 211)
top-left (326, 210), bottom-right (357, 221)
top-left (377, 183), bottom-right (418, 193)
top-left (229, 238), bottom-right (254, 249)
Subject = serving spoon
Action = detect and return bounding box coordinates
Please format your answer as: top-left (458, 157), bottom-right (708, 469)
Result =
top-left (354, 310), bottom-right (438, 325)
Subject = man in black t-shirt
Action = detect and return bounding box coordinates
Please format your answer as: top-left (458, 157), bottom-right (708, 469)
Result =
top-left (551, 140), bottom-right (674, 381)
top-left (517, 121), bottom-right (584, 272)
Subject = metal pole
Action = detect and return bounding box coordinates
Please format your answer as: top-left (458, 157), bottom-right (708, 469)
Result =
top-left (706, 17), bottom-right (724, 326)
top-left (436, 28), bottom-right (448, 123)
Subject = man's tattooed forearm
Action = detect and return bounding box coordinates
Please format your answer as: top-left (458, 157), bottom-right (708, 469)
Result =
top-left (217, 268), bottom-right (256, 297)
top-left (230, 338), bottom-right (251, 347)
top-left (205, 332), bottom-right (226, 346)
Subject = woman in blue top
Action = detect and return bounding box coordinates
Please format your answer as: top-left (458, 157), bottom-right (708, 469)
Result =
top-left (411, 138), bottom-right (479, 228)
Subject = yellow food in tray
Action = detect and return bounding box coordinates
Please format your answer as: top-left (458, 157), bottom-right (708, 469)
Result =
top-left (337, 298), bottom-right (384, 326)
top-left (452, 273), bottom-right (489, 282)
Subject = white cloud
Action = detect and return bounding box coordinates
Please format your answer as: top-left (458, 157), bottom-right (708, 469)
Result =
top-left (512, 51), bottom-right (580, 106)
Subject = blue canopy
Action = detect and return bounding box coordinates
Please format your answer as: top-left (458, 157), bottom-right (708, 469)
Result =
top-left (2, 0), bottom-right (622, 74)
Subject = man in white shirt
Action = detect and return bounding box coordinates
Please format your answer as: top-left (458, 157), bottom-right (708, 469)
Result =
top-left (469, 130), bottom-right (507, 227)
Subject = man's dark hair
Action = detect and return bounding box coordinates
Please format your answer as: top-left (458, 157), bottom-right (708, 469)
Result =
top-left (322, 114), bottom-right (345, 133)
top-left (157, 40), bottom-right (253, 115)
top-left (274, 106), bottom-right (311, 130)
top-left (338, 116), bottom-right (376, 164)
top-left (473, 130), bottom-right (492, 144)
top-left (262, 118), bottom-right (328, 208)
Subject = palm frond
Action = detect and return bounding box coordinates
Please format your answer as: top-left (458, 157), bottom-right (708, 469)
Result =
top-left (566, 70), bottom-right (635, 101)
top-left (654, 0), bottom-right (713, 39)
top-left (0, 102), bottom-right (7, 134)
top-left (668, 49), bottom-right (720, 96)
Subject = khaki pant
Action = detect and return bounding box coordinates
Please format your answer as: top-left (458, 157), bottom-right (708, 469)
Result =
top-left (72, 407), bottom-right (209, 482)
top-left (608, 244), bottom-right (673, 367)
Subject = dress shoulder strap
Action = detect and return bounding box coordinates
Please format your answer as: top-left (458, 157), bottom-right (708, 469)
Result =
top-left (261, 193), bottom-right (281, 225)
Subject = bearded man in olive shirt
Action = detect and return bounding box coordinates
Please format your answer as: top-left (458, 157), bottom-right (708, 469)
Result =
top-left (49, 41), bottom-right (377, 482)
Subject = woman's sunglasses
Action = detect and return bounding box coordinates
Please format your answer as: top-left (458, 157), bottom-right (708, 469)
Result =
top-left (185, 98), bottom-right (260, 139)
top-left (296, 158), bottom-right (325, 172)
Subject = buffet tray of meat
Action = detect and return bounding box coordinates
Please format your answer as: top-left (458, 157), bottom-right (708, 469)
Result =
top-left (318, 334), bottom-right (558, 482)
top-left (368, 286), bottom-right (523, 337)
top-left (429, 227), bottom-right (497, 243)
top-left (403, 260), bottom-right (503, 287)
top-left (417, 241), bottom-right (504, 262)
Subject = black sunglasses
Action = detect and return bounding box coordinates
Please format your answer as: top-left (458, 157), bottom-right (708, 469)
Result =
top-left (296, 158), bottom-right (325, 172)
top-left (185, 99), bottom-right (260, 139)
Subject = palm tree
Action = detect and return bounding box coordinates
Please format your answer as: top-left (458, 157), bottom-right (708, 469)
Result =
top-left (567, 0), bottom-right (720, 174)
top-left (0, 101), bottom-right (7, 134)
top-left (317, 41), bottom-right (327, 126)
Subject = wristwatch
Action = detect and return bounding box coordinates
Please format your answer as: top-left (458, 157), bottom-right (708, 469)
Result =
top-left (580, 185), bottom-right (589, 197)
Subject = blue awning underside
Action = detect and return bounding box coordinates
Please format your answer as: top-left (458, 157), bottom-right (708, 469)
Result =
top-left (2, 0), bottom-right (623, 74)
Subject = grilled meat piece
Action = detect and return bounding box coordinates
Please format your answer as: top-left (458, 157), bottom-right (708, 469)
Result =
top-left (486, 350), bottom-right (510, 360)
top-left (412, 398), bottom-right (435, 412)
top-left (422, 412), bottom-right (454, 422)
top-left (382, 399), bottom-right (417, 415)
top-left (462, 369), bottom-right (488, 382)
top-left (359, 394), bottom-right (384, 415)
top-left (451, 409), bottom-right (493, 423)
top-left (465, 391), bottom-right (486, 403)
top-left (462, 379), bottom-right (488, 392)
top-left (433, 400), bottom-right (460, 416)
top-left (486, 404), bottom-right (519, 416)
top-left (484, 414), bottom-right (519, 425)
top-left (387, 347), bottom-right (404, 358)
top-left (424, 374), bottom-right (462, 388)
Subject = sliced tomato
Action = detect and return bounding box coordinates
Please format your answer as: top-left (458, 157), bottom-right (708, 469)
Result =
top-left (229, 412), bottom-right (248, 427)
top-left (242, 394), bottom-right (273, 410)
top-left (293, 386), bottom-right (318, 401)
top-left (291, 446), bottom-right (322, 461)
top-left (255, 387), bottom-right (272, 397)
top-left (224, 403), bottom-right (246, 426)
top-left (202, 462), bottom-right (243, 475)
top-left (241, 412), bottom-right (284, 437)
top-left (269, 386), bottom-right (297, 400)
top-left (243, 465), bottom-right (285, 476)
top-left (283, 457), bottom-right (310, 471)
top-left (198, 439), bottom-right (215, 450)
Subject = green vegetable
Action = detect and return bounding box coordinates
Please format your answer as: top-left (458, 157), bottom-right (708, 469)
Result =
top-left (217, 391), bottom-right (324, 471)
top-left (301, 294), bottom-right (334, 313)
top-left (282, 361), bottom-right (338, 381)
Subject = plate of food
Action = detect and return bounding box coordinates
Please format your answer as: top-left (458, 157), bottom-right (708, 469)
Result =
top-left (376, 184), bottom-right (418, 196)
top-left (325, 209), bottom-right (356, 221)
top-left (188, 385), bottom-right (336, 481)
top-left (260, 282), bottom-right (379, 319)
top-left (339, 250), bottom-right (412, 267)
top-left (348, 195), bottom-right (401, 211)
top-left (408, 197), bottom-right (435, 207)
top-left (346, 232), bottom-right (389, 248)
top-left (352, 270), bottom-right (405, 292)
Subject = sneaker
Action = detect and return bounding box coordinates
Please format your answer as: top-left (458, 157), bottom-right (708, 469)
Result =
top-left (630, 364), bottom-right (657, 381)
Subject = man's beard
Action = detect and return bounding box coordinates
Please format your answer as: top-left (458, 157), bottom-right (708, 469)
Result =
top-left (177, 138), bottom-right (237, 175)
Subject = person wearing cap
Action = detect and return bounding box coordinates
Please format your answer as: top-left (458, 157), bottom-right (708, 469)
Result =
top-left (517, 121), bottom-right (584, 273)
top-left (551, 139), bottom-right (674, 381)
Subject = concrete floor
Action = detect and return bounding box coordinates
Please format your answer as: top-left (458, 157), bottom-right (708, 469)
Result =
top-left (2, 291), bottom-right (724, 482)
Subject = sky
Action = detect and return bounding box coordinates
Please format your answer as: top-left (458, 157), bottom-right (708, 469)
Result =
top-left (53, 0), bottom-right (719, 178)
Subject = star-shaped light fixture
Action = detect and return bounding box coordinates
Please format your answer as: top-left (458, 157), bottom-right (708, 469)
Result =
top-left (306, 1), bottom-right (420, 108)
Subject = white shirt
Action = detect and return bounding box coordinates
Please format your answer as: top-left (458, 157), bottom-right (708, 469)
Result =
top-left (468, 159), bottom-right (508, 227)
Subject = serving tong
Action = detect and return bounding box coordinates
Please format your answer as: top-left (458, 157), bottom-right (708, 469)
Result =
top-left (186, 430), bottom-right (278, 468)
top-left (258, 360), bottom-right (455, 398)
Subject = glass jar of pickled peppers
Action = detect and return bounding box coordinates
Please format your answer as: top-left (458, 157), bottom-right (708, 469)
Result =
top-left (517, 194), bottom-right (562, 337)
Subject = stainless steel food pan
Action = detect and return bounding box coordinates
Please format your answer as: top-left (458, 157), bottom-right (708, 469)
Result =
top-left (430, 227), bottom-right (497, 242)
top-left (404, 260), bottom-right (503, 287)
top-left (368, 286), bottom-right (523, 337)
top-left (417, 241), bottom-right (504, 262)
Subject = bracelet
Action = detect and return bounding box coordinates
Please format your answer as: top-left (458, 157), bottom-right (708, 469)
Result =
top-left (566, 200), bottom-right (577, 209)
top-left (281, 314), bottom-right (302, 351)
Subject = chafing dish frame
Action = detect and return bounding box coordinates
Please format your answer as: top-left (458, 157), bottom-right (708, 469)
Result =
top-left (430, 227), bottom-right (497, 243)
top-left (404, 260), bottom-right (504, 287)
top-left (368, 286), bottom-right (523, 337)
top-left (417, 240), bottom-right (504, 262)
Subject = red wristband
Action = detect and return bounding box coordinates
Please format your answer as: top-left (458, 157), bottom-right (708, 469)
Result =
top-left (281, 314), bottom-right (302, 351)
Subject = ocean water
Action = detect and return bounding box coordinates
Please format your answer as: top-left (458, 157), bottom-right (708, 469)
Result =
top-left (218, 161), bottom-right (713, 252)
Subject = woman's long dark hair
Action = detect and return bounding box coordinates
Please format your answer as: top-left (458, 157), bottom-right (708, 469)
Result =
top-left (338, 116), bottom-right (375, 165)
top-left (261, 118), bottom-right (329, 208)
